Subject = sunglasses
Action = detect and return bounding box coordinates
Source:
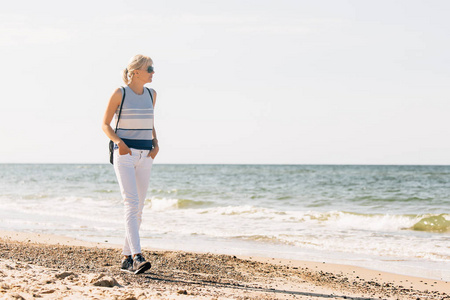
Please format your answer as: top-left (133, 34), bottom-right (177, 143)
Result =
top-left (147, 66), bottom-right (154, 73)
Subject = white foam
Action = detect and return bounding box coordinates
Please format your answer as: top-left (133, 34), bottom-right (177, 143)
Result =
top-left (139, 206), bottom-right (450, 263)
top-left (146, 197), bottom-right (180, 211)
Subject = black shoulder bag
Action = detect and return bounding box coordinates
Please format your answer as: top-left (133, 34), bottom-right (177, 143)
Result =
top-left (109, 87), bottom-right (126, 164)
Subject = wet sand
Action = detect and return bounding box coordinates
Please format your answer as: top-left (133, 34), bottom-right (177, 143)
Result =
top-left (0, 231), bottom-right (448, 299)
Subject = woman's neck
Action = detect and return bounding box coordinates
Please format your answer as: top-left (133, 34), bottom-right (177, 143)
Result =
top-left (128, 81), bottom-right (144, 95)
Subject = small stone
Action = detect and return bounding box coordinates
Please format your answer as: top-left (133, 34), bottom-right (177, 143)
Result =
top-left (55, 271), bottom-right (74, 279)
top-left (177, 290), bottom-right (188, 295)
top-left (92, 275), bottom-right (119, 287)
top-left (66, 274), bottom-right (78, 281)
top-left (40, 276), bottom-right (54, 285)
top-left (89, 274), bottom-right (104, 283)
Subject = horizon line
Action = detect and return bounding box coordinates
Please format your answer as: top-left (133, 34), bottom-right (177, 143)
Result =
top-left (1, 162), bottom-right (450, 167)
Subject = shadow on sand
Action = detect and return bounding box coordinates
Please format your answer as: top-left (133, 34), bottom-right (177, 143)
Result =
top-left (144, 272), bottom-right (377, 300)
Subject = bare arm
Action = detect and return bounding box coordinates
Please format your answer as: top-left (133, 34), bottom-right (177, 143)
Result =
top-left (149, 90), bottom-right (159, 159)
top-left (101, 88), bottom-right (131, 155)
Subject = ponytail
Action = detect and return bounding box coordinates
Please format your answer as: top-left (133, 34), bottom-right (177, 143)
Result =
top-left (122, 68), bottom-right (131, 85)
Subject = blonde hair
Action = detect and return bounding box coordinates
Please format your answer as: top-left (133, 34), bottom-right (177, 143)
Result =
top-left (122, 54), bottom-right (153, 84)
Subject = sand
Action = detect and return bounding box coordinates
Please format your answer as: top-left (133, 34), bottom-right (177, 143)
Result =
top-left (0, 230), bottom-right (448, 299)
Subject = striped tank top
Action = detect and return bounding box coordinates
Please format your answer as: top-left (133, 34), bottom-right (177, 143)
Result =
top-left (115, 86), bottom-right (154, 150)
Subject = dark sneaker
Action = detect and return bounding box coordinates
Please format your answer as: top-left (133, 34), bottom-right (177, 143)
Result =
top-left (120, 256), bottom-right (133, 273)
top-left (133, 254), bottom-right (151, 274)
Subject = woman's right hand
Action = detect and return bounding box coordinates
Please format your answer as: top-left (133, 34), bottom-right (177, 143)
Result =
top-left (117, 141), bottom-right (132, 155)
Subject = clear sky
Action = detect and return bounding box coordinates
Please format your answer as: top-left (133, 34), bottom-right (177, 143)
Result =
top-left (1, 0), bottom-right (449, 164)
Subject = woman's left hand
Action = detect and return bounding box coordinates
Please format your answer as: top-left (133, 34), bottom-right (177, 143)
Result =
top-left (148, 145), bottom-right (159, 159)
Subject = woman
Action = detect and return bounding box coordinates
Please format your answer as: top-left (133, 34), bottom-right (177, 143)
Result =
top-left (102, 54), bottom-right (159, 274)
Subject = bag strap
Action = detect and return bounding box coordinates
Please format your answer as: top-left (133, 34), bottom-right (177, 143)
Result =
top-left (114, 87), bottom-right (126, 133)
top-left (145, 87), bottom-right (154, 105)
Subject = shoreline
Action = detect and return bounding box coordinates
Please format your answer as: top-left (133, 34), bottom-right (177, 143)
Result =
top-left (0, 230), bottom-right (448, 299)
top-left (4, 229), bottom-right (448, 281)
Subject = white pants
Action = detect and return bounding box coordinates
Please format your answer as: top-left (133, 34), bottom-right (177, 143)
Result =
top-left (113, 148), bottom-right (153, 256)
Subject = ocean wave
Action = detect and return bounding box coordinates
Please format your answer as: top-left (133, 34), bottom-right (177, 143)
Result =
top-left (187, 205), bottom-right (450, 234)
top-left (197, 205), bottom-right (289, 218)
top-left (412, 214), bottom-right (450, 233)
top-left (300, 211), bottom-right (450, 233)
top-left (232, 234), bottom-right (296, 245)
top-left (93, 189), bottom-right (115, 193)
top-left (145, 197), bottom-right (213, 211)
top-left (351, 195), bottom-right (434, 203)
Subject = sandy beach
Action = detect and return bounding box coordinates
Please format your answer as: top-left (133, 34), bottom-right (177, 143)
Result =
top-left (0, 231), bottom-right (448, 299)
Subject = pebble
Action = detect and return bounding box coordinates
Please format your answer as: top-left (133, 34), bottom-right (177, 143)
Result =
top-left (55, 271), bottom-right (75, 279)
top-left (91, 274), bottom-right (119, 287)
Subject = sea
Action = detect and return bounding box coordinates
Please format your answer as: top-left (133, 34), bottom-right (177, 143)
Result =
top-left (0, 164), bottom-right (449, 281)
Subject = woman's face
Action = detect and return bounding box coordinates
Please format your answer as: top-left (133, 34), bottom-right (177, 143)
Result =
top-left (135, 65), bottom-right (155, 83)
